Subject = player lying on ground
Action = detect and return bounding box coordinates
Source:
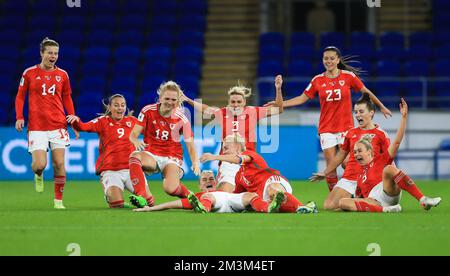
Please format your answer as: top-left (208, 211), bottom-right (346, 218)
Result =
top-left (182, 75), bottom-right (284, 192)
top-left (312, 98), bottom-right (441, 212)
top-left (309, 93), bottom-right (391, 210)
top-left (133, 170), bottom-right (306, 213)
top-left (67, 94), bottom-right (142, 208)
top-left (128, 81), bottom-right (200, 207)
top-left (199, 133), bottom-right (318, 213)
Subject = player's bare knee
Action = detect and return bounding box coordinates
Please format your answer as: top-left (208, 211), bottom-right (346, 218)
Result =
top-left (32, 161), bottom-right (46, 174)
top-left (338, 198), bottom-right (352, 211)
top-left (383, 165), bottom-right (399, 178)
top-left (129, 151), bottom-right (142, 160)
top-left (52, 160), bottom-right (65, 172)
top-left (323, 198), bottom-right (337, 210)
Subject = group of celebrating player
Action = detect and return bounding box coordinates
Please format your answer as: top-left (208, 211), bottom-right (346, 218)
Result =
top-left (15, 37), bottom-right (441, 213)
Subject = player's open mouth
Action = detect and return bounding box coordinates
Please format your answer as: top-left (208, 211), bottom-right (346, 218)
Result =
top-left (357, 118), bottom-right (364, 124)
top-left (206, 184), bottom-right (213, 189)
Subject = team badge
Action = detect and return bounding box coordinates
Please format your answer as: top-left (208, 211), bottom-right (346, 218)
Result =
top-left (56, 76), bottom-right (61, 82)
top-left (126, 122), bottom-right (132, 128)
top-left (170, 123), bottom-right (175, 130)
top-left (339, 80), bottom-right (345, 86)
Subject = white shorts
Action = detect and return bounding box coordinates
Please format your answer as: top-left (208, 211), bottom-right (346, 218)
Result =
top-left (368, 182), bottom-right (402, 207)
top-left (319, 132), bottom-right (345, 150)
top-left (334, 178), bottom-right (357, 195)
top-left (217, 162), bottom-right (240, 187)
top-left (100, 169), bottom-right (134, 195)
top-left (28, 129), bottom-right (70, 153)
top-left (208, 191), bottom-right (246, 213)
top-left (142, 151), bottom-right (184, 179)
top-left (263, 175), bottom-right (293, 201)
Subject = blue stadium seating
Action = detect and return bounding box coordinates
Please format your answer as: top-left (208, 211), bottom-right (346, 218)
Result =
top-left (151, 16), bottom-right (177, 32)
top-left (178, 15), bottom-right (206, 32)
top-left (284, 81), bottom-right (310, 99)
top-left (175, 46), bottom-right (203, 63)
top-left (433, 45), bottom-right (450, 60)
top-left (287, 60), bottom-right (313, 77)
top-left (86, 30), bottom-right (115, 46)
top-left (146, 32), bottom-right (175, 47)
top-left (177, 0), bottom-right (208, 16)
top-left (26, 29), bottom-right (58, 46)
top-left (90, 15), bottom-right (118, 29)
top-left (290, 32), bottom-right (315, 47)
top-left (374, 81), bottom-right (402, 107)
top-left (144, 47), bottom-right (172, 63)
top-left (257, 61), bottom-right (283, 77)
top-left (320, 32), bottom-right (346, 50)
top-left (143, 61), bottom-right (170, 77)
top-left (59, 46), bottom-right (81, 61)
top-left (434, 61), bottom-right (450, 77)
top-left (0, 15), bottom-right (26, 31)
top-left (260, 32), bottom-right (285, 48)
top-left (114, 46), bottom-right (142, 62)
top-left (404, 61), bottom-right (430, 77)
top-left (79, 76), bottom-right (107, 92)
top-left (259, 45), bottom-right (284, 62)
top-left (380, 32), bottom-right (405, 48)
top-left (81, 59), bottom-right (109, 78)
top-left (111, 61), bottom-right (140, 77)
top-left (29, 16), bottom-right (57, 31)
top-left (60, 16), bottom-right (87, 30)
top-left (289, 45), bottom-right (316, 61)
top-left (177, 31), bottom-right (205, 48)
top-left (0, 46), bottom-right (21, 61)
top-left (175, 76), bottom-right (200, 99)
top-left (110, 77), bottom-right (138, 95)
top-left (439, 138), bottom-right (450, 150)
top-left (433, 31), bottom-right (450, 46)
top-left (405, 46), bottom-right (433, 61)
top-left (348, 46), bottom-right (376, 61)
top-left (116, 30), bottom-right (146, 47)
top-left (174, 61), bottom-right (202, 78)
top-left (56, 30), bottom-right (85, 47)
top-left (376, 60), bottom-right (402, 76)
top-left (376, 47), bottom-right (406, 61)
top-left (409, 32), bottom-right (433, 48)
top-left (120, 15), bottom-right (147, 30)
top-left (83, 47), bottom-right (111, 63)
top-left (152, 0), bottom-right (177, 13)
top-left (350, 32), bottom-right (376, 48)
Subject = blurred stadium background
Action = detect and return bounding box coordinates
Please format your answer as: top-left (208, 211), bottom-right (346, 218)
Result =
top-left (0, 0), bottom-right (449, 180)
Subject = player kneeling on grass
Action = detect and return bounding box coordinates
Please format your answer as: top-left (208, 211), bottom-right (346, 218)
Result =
top-left (199, 133), bottom-right (318, 214)
top-left (67, 94), bottom-right (139, 208)
top-left (128, 81), bottom-right (200, 208)
top-left (311, 98), bottom-right (441, 213)
top-left (134, 170), bottom-right (299, 213)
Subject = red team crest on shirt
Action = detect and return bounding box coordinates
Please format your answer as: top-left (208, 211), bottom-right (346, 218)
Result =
top-left (56, 76), bottom-right (61, 82)
top-left (339, 80), bottom-right (345, 86)
top-left (126, 121), bottom-right (132, 128)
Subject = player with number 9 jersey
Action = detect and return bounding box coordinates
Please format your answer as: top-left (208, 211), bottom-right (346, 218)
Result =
top-left (67, 94), bottom-right (138, 208)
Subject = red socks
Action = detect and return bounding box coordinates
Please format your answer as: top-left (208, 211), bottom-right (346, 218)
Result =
top-left (109, 200), bottom-right (124, 208)
top-left (279, 193), bottom-right (303, 213)
top-left (54, 175), bottom-right (65, 200)
top-left (355, 201), bottom-right (383, 212)
top-left (250, 196), bottom-right (269, 212)
top-left (394, 171), bottom-right (424, 201)
top-left (169, 183), bottom-right (190, 198)
top-left (129, 157), bottom-right (150, 196)
top-left (326, 173), bottom-right (338, 192)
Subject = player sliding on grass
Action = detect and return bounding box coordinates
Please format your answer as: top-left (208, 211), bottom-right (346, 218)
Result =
top-left (311, 98), bottom-right (441, 213)
top-left (128, 81), bottom-right (200, 207)
top-left (182, 75), bottom-right (284, 193)
top-left (15, 37), bottom-right (77, 209)
top-left (133, 170), bottom-right (289, 213)
top-left (310, 93), bottom-right (391, 210)
top-left (67, 94), bottom-right (140, 208)
top-left (199, 133), bottom-right (318, 214)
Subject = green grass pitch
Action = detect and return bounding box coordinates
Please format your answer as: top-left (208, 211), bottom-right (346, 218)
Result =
top-left (0, 180), bottom-right (448, 256)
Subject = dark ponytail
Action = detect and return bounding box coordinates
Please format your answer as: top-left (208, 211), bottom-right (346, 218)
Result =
top-left (355, 93), bottom-right (376, 112)
top-left (323, 46), bottom-right (365, 77)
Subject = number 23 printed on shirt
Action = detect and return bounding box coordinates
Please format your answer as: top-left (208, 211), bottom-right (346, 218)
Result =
top-left (325, 89), bottom-right (341, 102)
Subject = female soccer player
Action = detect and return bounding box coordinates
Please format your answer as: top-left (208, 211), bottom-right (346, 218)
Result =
top-left (128, 81), bottom-right (200, 207)
top-left (133, 170), bottom-right (298, 214)
top-left (15, 37), bottom-right (76, 209)
top-left (182, 75), bottom-right (284, 193)
top-left (310, 93), bottom-right (391, 210)
top-left (266, 46), bottom-right (392, 192)
top-left (336, 99), bottom-right (441, 212)
top-left (67, 94), bottom-right (139, 208)
top-left (199, 133), bottom-right (318, 214)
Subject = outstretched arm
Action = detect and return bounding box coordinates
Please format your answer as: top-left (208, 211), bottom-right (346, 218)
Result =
top-left (266, 75), bottom-right (284, 116)
top-left (181, 90), bottom-right (217, 115)
top-left (129, 124), bottom-right (147, 151)
top-left (360, 86), bottom-right (392, 118)
top-left (133, 200), bottom-right (183, 212)
top-left (388, 98), bottom-right (408, 158)
top-left (185, 140), bottom-right (200, 176)
top-left (309, 150), bottom-right (349, 182)
top-left (200, 153), bottom-right (251, 165)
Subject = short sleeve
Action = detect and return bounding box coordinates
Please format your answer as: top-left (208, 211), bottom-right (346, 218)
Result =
top-left (136, 109), bottom-right (147, 127)
top-left (303, 80), bottom-right (317, 99)
top-left (240, 150), bottom-right (259, 164)
top-left (350, 74), bottom-right (364, 92)
top-left (340, 132), bottom-right (351, 152)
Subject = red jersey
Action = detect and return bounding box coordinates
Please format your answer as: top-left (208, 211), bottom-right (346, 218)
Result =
top-left (15, 65), bottom-right (74, 131)
top-left (357, 151), bottom-right (394, 198)
top-left (340, 125), bottom-right (390, 181)
top-left (234, 150), bottom-right (286, 198)
top-left (213, 106), bottom-right (269, 152)
top-left (72, 116), bottom-right (138, 175)
top-left (304, 70), bottom-right (364, 134)
top-left (137, 103), bottom-right (193, 160)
